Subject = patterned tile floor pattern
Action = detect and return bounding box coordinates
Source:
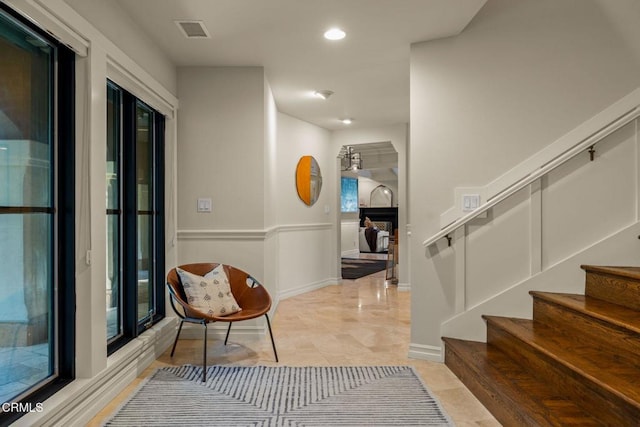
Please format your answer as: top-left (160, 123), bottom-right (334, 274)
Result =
top-left (90, 255), bottom-right (499, 426)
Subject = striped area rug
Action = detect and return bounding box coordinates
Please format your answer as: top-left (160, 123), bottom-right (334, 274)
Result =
top-left (105, 365), bottom-right (454, 426)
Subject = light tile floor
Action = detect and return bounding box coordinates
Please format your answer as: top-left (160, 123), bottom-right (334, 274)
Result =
top-left (89, 260), bottom-right (499, 426)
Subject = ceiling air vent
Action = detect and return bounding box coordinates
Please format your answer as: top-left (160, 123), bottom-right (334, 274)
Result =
top-left (175, 20), bottom-right (211, 39)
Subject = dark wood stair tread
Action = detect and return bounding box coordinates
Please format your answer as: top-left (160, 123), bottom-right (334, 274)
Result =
top-left (444, 337), bottom-right (599, 426)
top-left (580, 265), bottom-right (640, 281)
top-left (530, 291), bottom-right (640, 334)
top-left (483, 315), bottom-right (640, 407)
top-left (445, 266), bottom-right (640, 424)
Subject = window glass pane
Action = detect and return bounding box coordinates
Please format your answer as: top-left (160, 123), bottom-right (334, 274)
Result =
top-left (0, 10), bottom-right (55, 404)
top-left (137, 214), bottom-right (153, 321)
top-left (136, 104), bottom-right (153, 212)
top-left (136, 103), bottom-right (153, 321)
top-left (0, 214), bottom-right (53, 403)
top-left (0, 13), bottom-right (52, 207)
top-left (106, 84), bottom-right (121, 341)
top-left (106, 84), bottom-right (120, 210)
top-left (106, 213), bottom-right (120, 339)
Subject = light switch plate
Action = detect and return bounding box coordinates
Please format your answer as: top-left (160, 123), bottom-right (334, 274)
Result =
top-left (197, 198), bottom-right (212, 212)
top-left (462, 194), bottom-right (480, 212)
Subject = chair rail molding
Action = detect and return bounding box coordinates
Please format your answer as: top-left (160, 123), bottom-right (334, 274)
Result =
top-left (177, 223), bottom-right (333, 241)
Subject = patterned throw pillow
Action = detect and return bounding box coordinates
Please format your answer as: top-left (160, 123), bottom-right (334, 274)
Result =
top-left (176, 266), bottom-right (241, 317)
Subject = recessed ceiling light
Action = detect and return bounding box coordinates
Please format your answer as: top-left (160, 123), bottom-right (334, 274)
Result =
top-left (324, 28), bottom-right (346, 41)
top-left (314, 90), bottom-right (334, 100)
top-left (341, 118), bottom-right (353, 125)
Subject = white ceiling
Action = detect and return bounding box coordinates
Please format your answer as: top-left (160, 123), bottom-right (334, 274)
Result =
top-left (115, 0), bottom-right (486, 130)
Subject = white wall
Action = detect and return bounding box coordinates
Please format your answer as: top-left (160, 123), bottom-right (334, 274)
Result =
top-left (63, 0), bottom-right (177, 94)
top-left (275, 113), bottom-right (337, 298)
top-left (595, 0), bottom-right (640, 68)
top-left (264, 78), bottom-right (279, 310)
top-left (176, 66), bottom-right (271, 316)
top-left (409, 0), bottom-right (640, 360)
top-left (177, 67), bottom-right (265, 232)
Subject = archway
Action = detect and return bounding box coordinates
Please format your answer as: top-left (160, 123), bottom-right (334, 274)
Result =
top-left (337, 141), bottom-right (402, 283)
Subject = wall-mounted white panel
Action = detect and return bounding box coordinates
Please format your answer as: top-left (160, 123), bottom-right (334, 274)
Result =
top-left (341, 221), bottom-right (360, 257)
top-left (542, 122), bottom-right (636, 268)
top-left (465, 188), bottom-right (530, 307)
top-left (443, 221), bottom-right (640, 343)
top-left (277, 227), bottom-right (335, 298)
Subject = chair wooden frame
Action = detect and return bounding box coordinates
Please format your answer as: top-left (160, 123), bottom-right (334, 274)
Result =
top-left (166, 263), bottom-right (278, 381)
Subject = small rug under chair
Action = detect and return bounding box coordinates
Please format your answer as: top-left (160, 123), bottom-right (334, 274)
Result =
top-left (105, 365), bottom-right (454, 426)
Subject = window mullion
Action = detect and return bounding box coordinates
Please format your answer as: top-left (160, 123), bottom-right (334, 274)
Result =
top-left (121, 91), bottom-right (138, 338)
top-left (153, 114), bottom-right (165, 322)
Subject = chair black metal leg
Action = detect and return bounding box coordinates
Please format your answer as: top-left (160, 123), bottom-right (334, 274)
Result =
top-left (265, 313), bottom-right (278, 362)
top-left (224, 322), bottom-right (233, 345)
top-left (202, 322), bottom-right (207, 382)
top-left (171, 320), bottom-right (184, 357)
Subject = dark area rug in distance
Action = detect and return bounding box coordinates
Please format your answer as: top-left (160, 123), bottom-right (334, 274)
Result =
top-left (341, 258), bottom-right (387, 280)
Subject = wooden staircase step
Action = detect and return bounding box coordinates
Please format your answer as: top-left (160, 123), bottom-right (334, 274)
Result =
top-left (444, 265), bottom-right (640, 425)
top-left (531, 291), bottom-right (640, 333)
top-left (531, 291), bottom-right (640, 359)
top-left (581, 265), bottom-right (640, 311)
top-left (443, 337), bottom-right (599, 426)
top-left (484, 315), bottom-right (640, 424)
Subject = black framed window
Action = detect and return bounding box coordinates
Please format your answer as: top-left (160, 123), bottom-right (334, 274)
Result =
top-left (0, 4), bottom-right (75, 424)
top-left (107, 81), bottom-right (165, 354)
top-left (106, 82), bottom-right (122, 343)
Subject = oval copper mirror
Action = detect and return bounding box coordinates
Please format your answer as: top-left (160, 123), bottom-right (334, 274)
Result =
top-left (296, 155), bottom-right (322, 206)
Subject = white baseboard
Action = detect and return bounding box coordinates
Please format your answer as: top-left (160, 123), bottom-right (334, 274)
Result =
top-left (408, 342), bottom-right (443, 363)
top-left (396, 282), bottom-right (411, 292)
top-left (16, 317), bottom-right (177, 427)
top-left (177, 322), bottom-right (267, 340)
top-left (278, 278), bottom-right (338, 301)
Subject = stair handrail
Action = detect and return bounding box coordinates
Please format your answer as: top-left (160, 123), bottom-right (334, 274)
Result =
top-left (423, 103), bottom-right (640, 248)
